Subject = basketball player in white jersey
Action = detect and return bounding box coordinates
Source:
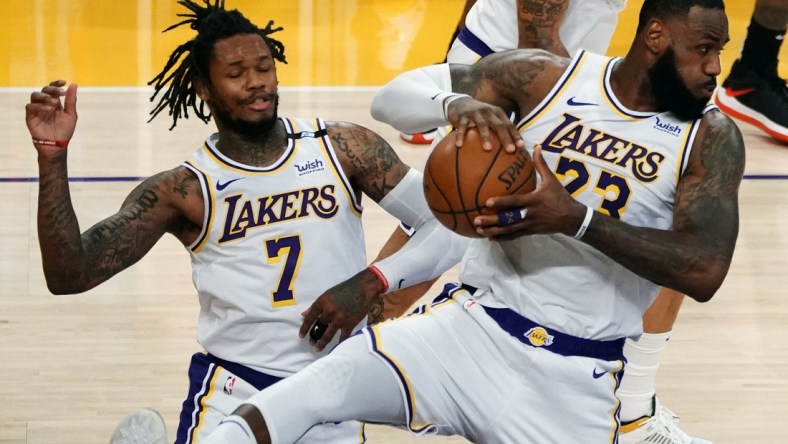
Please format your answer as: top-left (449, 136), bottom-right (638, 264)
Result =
top-left (385, 0), bottom-right (626, 317)
top-left (402, 0), bottom-right (625, 144)
top-left (24, 2), bottom-right (466, 443)
top-left (202, 1), bottom-right (742, 443)
top-left (383, 1), bottom-right (713, 442)
top-left (450, 0), bottom-right (625, 60)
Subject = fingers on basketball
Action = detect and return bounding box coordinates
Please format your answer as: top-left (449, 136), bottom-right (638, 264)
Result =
top-left (424, 128), bottom-right (536, 237)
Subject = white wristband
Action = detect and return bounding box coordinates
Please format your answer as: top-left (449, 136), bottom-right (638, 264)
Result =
top-left (442, 93), bottom-right (471, 121)
top-left (574, 206), bottom-right (594, 240)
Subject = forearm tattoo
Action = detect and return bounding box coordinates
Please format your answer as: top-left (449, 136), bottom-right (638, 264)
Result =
top-left (37, 155), bottom-right (84, 284)
top-left (367, 294), bottom-right (385, 324)
top-left (518, 0), bottom-right (568, 50)
top-left (519, 0), bottom-right (566, 27)
top-left (331, 277), bottom-right (374, 318)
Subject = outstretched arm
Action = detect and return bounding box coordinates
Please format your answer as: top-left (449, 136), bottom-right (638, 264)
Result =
top-left (370, 49), bottom-right (568, 151)
top-left (26, 80), bottom-right (196, 294)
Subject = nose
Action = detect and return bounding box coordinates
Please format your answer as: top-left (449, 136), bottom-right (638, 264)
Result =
top-left (704, 54), bottom-right (722, 77)
top-left (247, 71), bottom-right (265, 90)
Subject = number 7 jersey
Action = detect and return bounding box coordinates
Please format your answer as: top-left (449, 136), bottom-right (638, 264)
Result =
top-left (182, 117), bottom-right (367, 377)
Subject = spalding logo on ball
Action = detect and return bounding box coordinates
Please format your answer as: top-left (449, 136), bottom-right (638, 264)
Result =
top-left (423, 128), bottom-right (536, 238)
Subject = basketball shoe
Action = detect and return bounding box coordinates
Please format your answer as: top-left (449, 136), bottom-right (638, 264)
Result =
top-left (714, 59), bottom-right (788, 143)
top-left (109, 408), bottom-right (168, 444)
top-left (619, 396), bottom-right (713, 444)
top-left (400, 129), bottom-right (439, 145)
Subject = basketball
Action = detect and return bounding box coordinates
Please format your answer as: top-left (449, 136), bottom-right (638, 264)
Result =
top-left (423, 128), bottom-right (536, 238)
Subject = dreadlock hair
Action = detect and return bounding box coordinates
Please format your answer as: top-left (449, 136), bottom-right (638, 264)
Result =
top-left (637, 0), bottom-right (725, 33)
top-left (148, 0), bottom-right (287, 129)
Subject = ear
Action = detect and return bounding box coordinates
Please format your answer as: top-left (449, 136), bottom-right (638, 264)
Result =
top-left (643, 18), bottom-right (670, 55)
top-left (194, 77), bottom-right (209, 101)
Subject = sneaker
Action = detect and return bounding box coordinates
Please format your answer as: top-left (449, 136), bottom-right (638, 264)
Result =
top-left (109, 408), bottom-right (167, 444)
top-left (714, 59), bottom-right (788, 143)
top-left (400, 129), bottom-right (438, 145)
top-left (619, 397), bottom-right (712, 444)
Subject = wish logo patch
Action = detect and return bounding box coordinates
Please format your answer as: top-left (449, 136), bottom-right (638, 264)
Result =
top-left (295, 158), bottom-right (325, 176)
top-left (653, 116), bottom-right (683, 136)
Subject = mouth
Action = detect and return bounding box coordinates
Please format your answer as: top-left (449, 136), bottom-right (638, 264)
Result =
top-left (244, 95), bottom-right (272, 112)
top-left (701, 82), bottom-right (717, 98)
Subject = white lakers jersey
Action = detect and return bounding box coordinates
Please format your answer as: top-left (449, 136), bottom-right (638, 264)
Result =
top-left (461, 50), bottom-right (713, 340)
top-left (183, 117), bottom-right (367, 377)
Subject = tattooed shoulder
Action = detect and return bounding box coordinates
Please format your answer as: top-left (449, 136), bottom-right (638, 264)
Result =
top-left (119, 167), bottom-right (203, 232)
top-left (325, 121), bottom-right (407, 202)
top-left (170, 166), bottom-right (201, 200)
top-left (464, 49), bottom-right (568, 105)
top-left (121, 167), bottom-right (194, 206)
top-left (694, 110), bottom-right (745, 191)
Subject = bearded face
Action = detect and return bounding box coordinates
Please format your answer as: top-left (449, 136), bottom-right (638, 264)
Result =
top-left (647, 46), bottom-right (714, 121)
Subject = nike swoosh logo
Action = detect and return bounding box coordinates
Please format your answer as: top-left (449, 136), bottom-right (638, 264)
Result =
top-left (216, 177), bottom-right (243, 191)
top-left (592, 368), bottom-right (607, 379)
top-left (725, 87), bottom-right (755, 97)
top-left (567, 97), bottom-right (598, 107)
top-left (430, 93), bottom-right (441, 100)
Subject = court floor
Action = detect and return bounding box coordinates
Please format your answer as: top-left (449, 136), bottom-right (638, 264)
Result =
top-left (2, 1), bottom-right (788, 443)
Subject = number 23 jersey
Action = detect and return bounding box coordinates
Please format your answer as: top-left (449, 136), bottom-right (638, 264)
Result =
top-left (461, 50), bottom-right (713, 341)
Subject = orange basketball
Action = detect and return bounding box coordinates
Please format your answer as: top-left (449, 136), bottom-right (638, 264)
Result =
top-left (423, 128), bottom-right (536, 238)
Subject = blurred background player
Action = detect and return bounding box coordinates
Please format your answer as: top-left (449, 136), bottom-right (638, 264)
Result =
top-left (400, 0), bottom-right (625, 144)
top-left (713, 0), bottom-right (788, 143)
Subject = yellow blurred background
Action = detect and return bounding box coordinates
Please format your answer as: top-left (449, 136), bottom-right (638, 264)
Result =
top-left (0, 0), bottom-right (785, 87)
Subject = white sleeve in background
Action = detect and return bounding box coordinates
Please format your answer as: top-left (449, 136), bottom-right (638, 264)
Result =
top-left (370, 63), bottom-right (458, 134)
top-left (371, 168), bottom-right (470, 294)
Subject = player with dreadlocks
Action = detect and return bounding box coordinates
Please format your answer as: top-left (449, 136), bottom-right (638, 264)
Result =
top-left (147, 0), bottom-right (287, 130)
top-left (24, 1), bottom-right (467, 442)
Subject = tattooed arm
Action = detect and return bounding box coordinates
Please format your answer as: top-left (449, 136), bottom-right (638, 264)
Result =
top-left (27, 80), bottom-right (199, 294)
top-left (477, 112), bottom-right (745, 303)
top-left (447, 49), bottom-right (567, 140)
top-left (299, 122), bottom-right (469, 351)
top-left (584, 112), bottom-right (744, 302)
top-left (371, 49), bottom-right (567, 151)
top-left (327, 122), bottom-right (409, 202)
top-left (295, 122), bottom-right (404, 350)
top-left (517, 0), bottom-right (569, 56)
top-left (36, 162), bottom-right (196, 294)
top-left (580, 112), bottom-right (744, 302)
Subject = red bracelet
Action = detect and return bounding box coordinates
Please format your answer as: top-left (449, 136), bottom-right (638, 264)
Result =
top-left (32, 138), bottom-right (69, 148)
top-left (367, 265), bottom-right (389, 293)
